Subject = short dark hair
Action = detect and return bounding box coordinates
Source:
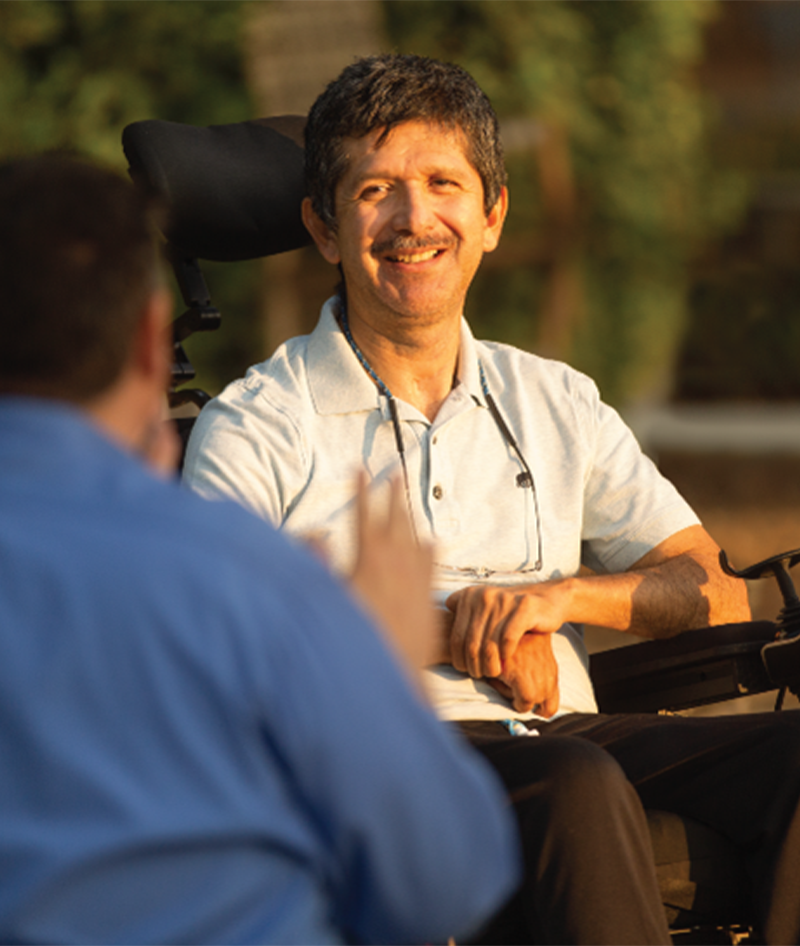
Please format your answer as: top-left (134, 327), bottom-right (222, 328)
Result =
top-left (304, 54), bottom-right (506, 228)
top-left (0, 155), bottom-right (162, 402)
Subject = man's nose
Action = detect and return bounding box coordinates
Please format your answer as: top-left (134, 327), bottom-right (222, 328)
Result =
top-left (390, 184), bottom-right (435, 233)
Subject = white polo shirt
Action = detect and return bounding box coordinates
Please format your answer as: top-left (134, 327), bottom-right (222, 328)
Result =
top-left (184, 298), bottom-right (699, 721)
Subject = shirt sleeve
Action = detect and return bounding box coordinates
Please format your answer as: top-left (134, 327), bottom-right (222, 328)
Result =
top-left (243, 540), bottom-right (521, 944)
top-left (183, 380), bottom-right (307, 527)
top-left (578, 388), bottom-right (700, 573)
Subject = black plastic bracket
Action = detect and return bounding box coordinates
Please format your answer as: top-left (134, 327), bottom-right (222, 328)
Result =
top-left (720, 547), bottom-right (800, 701)
top-left (720, 547), bottom-right (800, 639)
top-left (163, 246), bottom-right (222, 396)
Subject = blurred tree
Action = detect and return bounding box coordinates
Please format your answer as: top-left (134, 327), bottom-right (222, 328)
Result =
top-left (242, 0), bottom-right (386, 358)
top-left (385, 0), bottom-right (750, 404)
top-left (0, 0), bottom-right (249, 163)
top-left (676, 267), bottom-right (800, 401)
top-left (0, 1), bottom-right (752, 405)
top-left (0, 0), bottom-right (257, 396)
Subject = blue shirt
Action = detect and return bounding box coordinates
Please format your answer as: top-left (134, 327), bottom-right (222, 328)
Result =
top-left (0, 399), bottom-right (519, 945)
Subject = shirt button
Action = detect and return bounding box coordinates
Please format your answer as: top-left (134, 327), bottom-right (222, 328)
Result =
top-left (432, 484), bottom-right (443, 500)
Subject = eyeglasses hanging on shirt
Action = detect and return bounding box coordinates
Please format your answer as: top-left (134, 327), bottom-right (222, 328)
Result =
top-left (338, 299), bottom-right (543, 577)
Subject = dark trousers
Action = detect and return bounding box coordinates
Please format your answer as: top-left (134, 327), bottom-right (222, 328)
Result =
top-left (460, 710), bottom-right (800, 945)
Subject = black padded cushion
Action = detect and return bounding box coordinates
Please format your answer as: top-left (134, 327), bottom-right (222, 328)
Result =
top-left (122, 116), bottom-right (311, 262)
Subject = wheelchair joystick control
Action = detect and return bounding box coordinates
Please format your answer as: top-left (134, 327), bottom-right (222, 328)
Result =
top-left (720, 547), bottom-right (800, 707)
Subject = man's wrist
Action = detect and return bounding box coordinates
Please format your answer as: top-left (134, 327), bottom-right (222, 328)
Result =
top-left (520, 576), bottom-right (576, 633)
top-left (543, 570), bottom-right (635, 633)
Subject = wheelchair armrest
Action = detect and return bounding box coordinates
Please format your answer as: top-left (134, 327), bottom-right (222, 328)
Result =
top-left (590, 621), bottom-right (778, 713)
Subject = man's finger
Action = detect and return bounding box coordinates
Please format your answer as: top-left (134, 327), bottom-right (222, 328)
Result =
top-left (487, 605), bottom-right (533, 678)
top-left (461, 593), bottom-right (488, 679)
top-left (512, 691), bottom-right (535, 714)
top-left (386, 473), bottom-right (406, 535)
top-left (354, 469), bottom-right (371, 542)
top-left (481, 636), bottom-right (502, 679)
top-left (447, 593), bottom-right (473, 674)
top-left (541, 688), bottom-right (560, 718)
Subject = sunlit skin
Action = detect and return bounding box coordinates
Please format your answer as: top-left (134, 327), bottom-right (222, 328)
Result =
top-left (302, 120), bottom-right (507, 419)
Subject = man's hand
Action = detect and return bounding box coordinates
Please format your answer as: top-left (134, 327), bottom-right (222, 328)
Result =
top-left (141, 418), bottom-right (181, 479)
top-left (446, 582), bottom-right (566, 678)
top-left (348, 473), bottom-right (436, 691)
top-left (445, 583), bottom-right (563, 715)
top-left (441, 524), bottom-right (751, 717)
top-left (447, 527), bottom-right (751, 675)
top-left (485, 632), bottom-right (560, 717)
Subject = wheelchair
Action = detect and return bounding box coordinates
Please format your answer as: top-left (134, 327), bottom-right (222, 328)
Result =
top-left (123, 116), bottom-right (800, 945)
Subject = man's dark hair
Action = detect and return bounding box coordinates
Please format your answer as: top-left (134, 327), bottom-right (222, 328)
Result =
top-left (0, 155), bottom-right (162, 402)
top-left (304, 54), bottom-right (507, 228)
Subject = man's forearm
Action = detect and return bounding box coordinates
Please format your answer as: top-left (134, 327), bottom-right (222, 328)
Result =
top-left (511, 527), bottom-right (750, 642)
top-left (587, 525), bottom-right (751, 638)
top-left (432, 556), bottom-right (741, 668)
top-left (550, 550), bottom-right (749, 639)
top-left (445, 525), bottom-right (751, 683)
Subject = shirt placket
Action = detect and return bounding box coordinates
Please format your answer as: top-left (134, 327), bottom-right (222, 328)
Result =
top-left (425, 388), bottom-right (477, 539)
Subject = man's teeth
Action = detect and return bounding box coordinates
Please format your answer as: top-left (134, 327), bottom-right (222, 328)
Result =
top-left (388, 249), bottom-right (440, 263)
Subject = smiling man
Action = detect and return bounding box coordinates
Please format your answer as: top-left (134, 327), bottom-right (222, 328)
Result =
top-left (184, 55), bottom-right (800, 944)
top-left (302, 118), bottom-right (505, 424)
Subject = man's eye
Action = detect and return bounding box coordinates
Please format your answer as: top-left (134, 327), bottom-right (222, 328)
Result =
top-left (432, 178), bottom-right (459, 190)
top-left (359, 184), bottom-right (388, 200)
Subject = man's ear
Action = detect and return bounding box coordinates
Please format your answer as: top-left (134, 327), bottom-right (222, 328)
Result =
top-left (483, 186), bottom-right (509, 254)
top-left (302, 197), bottom-right (342, 265)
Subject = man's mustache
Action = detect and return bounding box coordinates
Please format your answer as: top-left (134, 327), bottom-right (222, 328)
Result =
top-left (371, 234), bottom-right (456, 256)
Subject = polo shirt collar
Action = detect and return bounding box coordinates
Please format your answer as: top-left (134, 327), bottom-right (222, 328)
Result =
top-left (307, 296), bottom-right (487, 417)
top-left (455, 318), bottom-right (487, 407)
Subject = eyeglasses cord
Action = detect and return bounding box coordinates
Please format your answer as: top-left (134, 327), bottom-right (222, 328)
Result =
top-left (338, 301), bottom-right (542, 572)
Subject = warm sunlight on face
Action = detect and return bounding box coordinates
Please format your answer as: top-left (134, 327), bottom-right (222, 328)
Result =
top-left (312, 121), bottom-right (507, 334)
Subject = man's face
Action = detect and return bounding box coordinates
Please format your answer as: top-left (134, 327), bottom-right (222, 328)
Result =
top-left (304, 120), bottom-right (506, 331)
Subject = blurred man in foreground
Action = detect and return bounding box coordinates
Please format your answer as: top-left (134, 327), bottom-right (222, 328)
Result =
top-left (0, 155), bottom-right (519, 945)
top-left (185, 55), bottom-right (800, 944)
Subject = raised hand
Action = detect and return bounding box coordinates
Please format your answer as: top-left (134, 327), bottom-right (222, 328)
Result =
top-left (141, 418), bottom-right (181, 479)
top-left (348, 473), bottom-right (436, 693)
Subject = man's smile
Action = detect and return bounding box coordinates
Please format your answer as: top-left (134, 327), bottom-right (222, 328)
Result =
top-left (384, 248), bottom-right (444, 264)
top-left (371, 234), bottom-right (455, 267)
top-left (307, 120), bottom-right (507, 324)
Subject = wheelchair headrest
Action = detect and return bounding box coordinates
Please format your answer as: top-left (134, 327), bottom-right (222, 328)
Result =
top-left (122, 116), bottom-right (311, 262)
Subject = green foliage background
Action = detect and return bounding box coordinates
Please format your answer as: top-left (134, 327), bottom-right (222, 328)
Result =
top-left (0, 0), bottom-right (249, 160)
top-left (385, 0), bottom-right (749, 403)
top-left (0, 0), bottom-right (262, 395)
top-left (0, 0), bottom-right (751, 405)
